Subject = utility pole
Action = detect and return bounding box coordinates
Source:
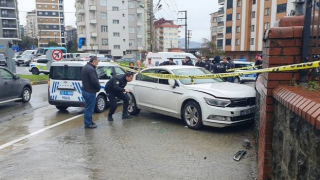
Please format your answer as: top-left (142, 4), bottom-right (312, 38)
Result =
top-left (149, 0), bottom-right (154, 52)
top-left (178, 11), bottom-right (187, 52)
top-left (187, 30), bottom-right (192, 51)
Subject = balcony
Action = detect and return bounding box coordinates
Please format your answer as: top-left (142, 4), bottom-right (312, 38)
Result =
top-left (78, 33), bottom-right (85, 38)
top-left (218, 10), bottom-right (224, 16)
top-left (90, 19), bottom-right (97, 24)
top-left (137, 21), bottom-right (143, 26)
top-left (218, 0), bottom-right (225, 5)
top-left (217, 21), bottom-right (224, 26)
top-left (137, 8), bottom-right (144, 14)
top-left (77, 21), bottom-right (85, 26)
top-left (91, 32), bottom-right (97, 37)
top-left (1, 14), bottom-right (16, 19)
top-left (89, 5), bottom-right (97, 11)
top-left (217, 33), bottom-right (224, 38)
top-left (76, 8), bottom-right (85, 14)
top-left (0, 3), bottom-right (15, 9)
top-left (3, 34), bottom-right (17, 38)
top-left (137, 34), bottom-right (143, 38)
top-left (2, 24), bottom-right (17, 28)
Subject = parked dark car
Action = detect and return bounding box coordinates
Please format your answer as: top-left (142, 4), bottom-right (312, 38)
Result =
top-left (0, 67), bottom-right (32, 104)
top-left (0, 54), bottom-right (7, 67)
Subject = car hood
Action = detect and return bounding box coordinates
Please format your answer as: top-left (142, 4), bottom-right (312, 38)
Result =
top-left (184, 82), bottom-right (256, 98)
top-left (17, 58), bottom-right (31, 61)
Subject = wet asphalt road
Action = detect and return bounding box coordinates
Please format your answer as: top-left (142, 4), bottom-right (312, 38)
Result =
top-left (0, 83), bottom-right (257, 180)
top-left (16, 66), bottom-right (31, 75)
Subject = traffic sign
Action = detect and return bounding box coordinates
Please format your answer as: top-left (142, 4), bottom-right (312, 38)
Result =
top-left (52, 50), bottom-right (63, 61)
top-left (0, 45), bottom-right (4, 49)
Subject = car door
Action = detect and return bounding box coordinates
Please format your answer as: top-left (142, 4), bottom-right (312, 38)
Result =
top-left (38, 59), bottom-right (49, 72)
top-left (0, 69), bottom-right (17, 99)
top-left (152, 69), bottom-right (180, 114)
top-left (134, 69), bottom-right (157, 108)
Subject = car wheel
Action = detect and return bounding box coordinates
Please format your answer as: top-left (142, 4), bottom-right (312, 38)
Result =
top-left (127, 93), bottom-right (140, 115)
top-left (233, 77), bottom-right (241, 84)
top-left (182, 101), bottom-right (203, 130)
top-left (95, 95), bottom-right (106, 113)
top-left (21, 87), bottom-right (31, 103)
top-left (31, 68), bottom-right (40, 75)
top-left (56, 106), bottom-right (68, 111)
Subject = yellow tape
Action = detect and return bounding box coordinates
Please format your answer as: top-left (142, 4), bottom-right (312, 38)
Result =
top-left (226, 65), bottom-right (262, 72)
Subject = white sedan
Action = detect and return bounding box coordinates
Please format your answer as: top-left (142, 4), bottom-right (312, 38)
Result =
top-left (126, 66), bottom-right (256, 130)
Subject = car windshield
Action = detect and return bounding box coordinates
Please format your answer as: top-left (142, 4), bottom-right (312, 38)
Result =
top-left (171, 68), bottom-right (223, 85)
top-left (50, 66), bottom-right (82, 80)
top-left (234, 63), bottom-right (254, 70)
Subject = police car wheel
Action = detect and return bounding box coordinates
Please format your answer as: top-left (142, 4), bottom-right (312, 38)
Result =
top-left (31, 68), bottom-right (40, 75)
top-left (233, 77), bottom-right (241, 84)
top-left (21, 87), bottom-right (31, 103)
top-left (182, 101), bottom-right (203, 130)
top-left (127, 93), bottom-right (140, 115)
top-left (95, 95), bottom-right (106, 113)
top-left (56, 106), bottom-right (68, 111)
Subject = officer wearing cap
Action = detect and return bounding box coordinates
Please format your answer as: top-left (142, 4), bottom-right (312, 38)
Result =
top-left (104, 72), bottom-right (134, 121)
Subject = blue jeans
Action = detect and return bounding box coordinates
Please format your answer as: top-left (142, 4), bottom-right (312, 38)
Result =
top-left (82, 90), bottom-right (96, 127)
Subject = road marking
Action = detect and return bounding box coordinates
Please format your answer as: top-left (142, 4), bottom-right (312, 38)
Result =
top-left (0, 114), bottom-right (83, 150)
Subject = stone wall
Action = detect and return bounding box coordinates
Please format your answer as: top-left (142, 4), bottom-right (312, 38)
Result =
top-left (272, 101), bottom-right (320, 180)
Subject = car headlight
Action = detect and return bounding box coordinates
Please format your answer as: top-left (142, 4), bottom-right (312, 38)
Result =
top-left (204, 97), bottom-right (231, 107)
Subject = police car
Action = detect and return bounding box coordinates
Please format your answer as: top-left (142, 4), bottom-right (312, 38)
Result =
top-left (232, 61), bottom-right (257, 83)
top-left (29, 58), bottom-right (51, 75)
top-left (48, 61), bottom-right (125, 112)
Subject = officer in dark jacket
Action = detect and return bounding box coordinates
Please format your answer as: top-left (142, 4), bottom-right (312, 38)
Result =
top-left (204, 56), bottom-right (212, 71)
top-left (81, 56), bottom-right (101, 129)
top-left (182, 56), bottom-right (194, 66)
top-left (160, 58), bottom-right (176, 66)
top-left (195, 57), bottom-right (206, 68)
top-left (104, 72), bottom-right (134, 121)
top-left (212, 56), bottom-right (228, 81)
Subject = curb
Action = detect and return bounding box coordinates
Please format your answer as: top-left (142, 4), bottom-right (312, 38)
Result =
top-left (30, 80), bottom-right (48, 85)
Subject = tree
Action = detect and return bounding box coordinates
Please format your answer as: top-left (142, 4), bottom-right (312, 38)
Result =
top-left (18, 36), bottom-right (38, 50)
top-left (200, 38), bottom-right (224, 57)
top-left (67, 40), bottom-right (78, 53)
top-left (47, 41), bottom-right (59, 47)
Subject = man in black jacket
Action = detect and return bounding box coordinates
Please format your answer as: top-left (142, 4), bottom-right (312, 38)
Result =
top-left (182, 56), bottom-right (194, 66)
top-left (81, 56), bottom-right (101, 129)
top-left (104, 72), bottom-right (134, 121)
top-left (159, 58), bottom-right (176, 66)
top-left (195, 57), bottom-right (206, 68)
top-left (204, 56), bottom-right (212, 71)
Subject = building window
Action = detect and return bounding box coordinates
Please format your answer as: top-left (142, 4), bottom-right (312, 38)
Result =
top-left (112, 6), bottom-right (119, 11)
top-left (236, 26), bottom-right (240, 33)
top-left (237, 13), bottom-right (241, 20)
top-left (252, 0), bottom-right (256, 5)
top-left (39, 12), bottom-right (43, 15)
top-left (129, 27), bottom-right (135, 33)
top-left (129, 14), bottom-right (134, 21)
top-left (52, 5), bottom-right (56, 8)
top-left (252, 11), bottom-right (255, 18)
top-left (236, 39), bottom-right (240, 45)
top-left (233, 55), bottom-right (237, 59)
top-left (113, 32), bottom-right (120, 37)
top-left (53, 19), bottom-right (57, 22)
top-left (114, 45), bottom-right (120, 49)
top-left (226, 14), bottom-right (232, 21)
top-left (265, 8), bottom-right (270, 16)
top-left (128, 2), bottom-right (134, 8)
top-left (277, 3), bottom-right (287, 13)
top-left (113, 20), bottom-right (120, 24)
top-left (52, 12), bottom-right (56, 15)
top-left (101, 13), bottom-right (107, 19)
top-left (237, 0), bottom-right (241, 7)
top-left (264, 22), bottom-right (269, 30)
top-left (212, 27), bottom-right (217, 32)
top-left (217, 39), bottom-right (223, 47)
top-left (213, 17), bottom-right (217, 22)
top-left (101, 25), bottom-right (108, 32)
top-left (129, 39), bottom-right (135, 46)
top-left (227, 0), bottom-right (233, 9)
top-left (226, 39), bottom-right (231, 45)
top-left (251, 38), bottom-right (254, 45)
top-left (226, 26), bottom-right (232, 34)
top-left (100, 0), bottom-right (107, 6)
top-left (102, 38), bottom-right (108, 45)
top-left (45, 12), bottom-right (48, 15)
top-left (251, 25), bottom-right (255, 32)
top-left (44, 5), bottom-right (48, 8)
top-left (38, 5), bottom-right (42, 8)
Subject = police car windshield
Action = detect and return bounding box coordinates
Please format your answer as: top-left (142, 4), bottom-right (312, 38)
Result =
top-left (172, 68), bottom-right (223, 85)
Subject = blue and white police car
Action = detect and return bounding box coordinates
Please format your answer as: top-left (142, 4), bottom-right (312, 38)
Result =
top-left (232, 61), bottom-right (257, 83)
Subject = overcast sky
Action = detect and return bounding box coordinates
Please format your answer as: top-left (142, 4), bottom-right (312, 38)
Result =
top-left (18, 0), bottom-right (219, 42)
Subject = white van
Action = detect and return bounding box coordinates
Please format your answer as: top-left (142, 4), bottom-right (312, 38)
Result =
top-left (48, 61), bottom-right (125, 112)
top-left (232, 61), bottom-right (257, 83)
top-left (147, 52), bottom-right (197, 66)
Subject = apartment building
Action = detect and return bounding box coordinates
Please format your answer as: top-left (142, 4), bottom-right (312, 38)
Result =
top-left (25, 10), bottom-right (38, 39)
top-left (76, 0), bottom-right (146, 58)
top-left (35, 0), bottom-right (66, 47)
top-left (65, 26), bottom-right (77, 43)
top-left (217, 0), bottom-right (297, 61)
top-left (154, 18), bottom-right (180, 52)
top-left (19, 25), bottom-right (25, 38)
top-left (144, 0), bottom-right (151, 52)
top-left (210, 12), bottom-right (218, 48)
top-left (0, 0), bottom-right (20, 46)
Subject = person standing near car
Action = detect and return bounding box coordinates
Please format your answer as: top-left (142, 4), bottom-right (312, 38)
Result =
top-left (204, 56), bottom-right (212, 71)
top-left (195, 57), bottom-right (206, 68)
top-left (104, 72), bottom-right (134, 121)
top-left (81, 56), bottom-right (101, 129)
top-left (227, 56), bottom-right (235, 82)
top-left (145, 58), bottom-right (154, 68)
top-left (183, 56), bottom-right (194, 66)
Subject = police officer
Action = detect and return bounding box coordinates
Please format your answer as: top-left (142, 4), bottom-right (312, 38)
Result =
top-left (195, 57), bottom-right (206, 68)
top-left (182, 56), bottom-right (194, 66)
top-left (204, 56), bottom-right (212, 71)
top-left (212, 56), bottom-right (228, 80)
top-left (160, 58), bottom-right (176, 66)
top-left (104, 72), bottom-right (134, 121)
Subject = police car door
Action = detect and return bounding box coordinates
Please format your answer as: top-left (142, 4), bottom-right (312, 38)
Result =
top-left (134, 69), bottom-right (157, 108)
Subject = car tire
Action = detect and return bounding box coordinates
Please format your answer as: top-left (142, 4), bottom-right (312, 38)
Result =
top-left (44, 72), bottom-right (49, 75)
top-left (233, 77), bottom-right (241, 84)
top-left (31, 68), bottom-right (40, 75)
top-left (56, 106), bottom-right (68, 111)
top-left (127, 93), bottom-right (140, 115)
top-left (182, 101), bottom-right (203, 130)
top-left (95, 95), bottom-right (106, 113)
top-left (21, 87), bottom-right (31, 103)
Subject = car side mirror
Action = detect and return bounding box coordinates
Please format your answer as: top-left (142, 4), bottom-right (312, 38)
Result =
top-left (14, 75), bottom-right (20, 80)
top-left (169, 79), bottom-right (176, 88)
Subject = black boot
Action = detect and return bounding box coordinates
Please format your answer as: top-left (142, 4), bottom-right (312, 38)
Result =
top-left (108, 116), bottom-right (114, 121)
top-left (122, 114), bottom-right (132, 119)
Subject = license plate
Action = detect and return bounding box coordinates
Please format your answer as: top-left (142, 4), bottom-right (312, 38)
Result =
top-left (240, 107), bottom-right (255, 116)
top-left (60, 91), bottom-right (73, 96)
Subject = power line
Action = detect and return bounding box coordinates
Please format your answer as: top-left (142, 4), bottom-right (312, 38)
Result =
top-left (163, 0), bottom-right (177, 19)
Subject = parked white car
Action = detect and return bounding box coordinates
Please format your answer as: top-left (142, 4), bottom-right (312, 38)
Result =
top-left (126, 66), bottom-right (256, 130)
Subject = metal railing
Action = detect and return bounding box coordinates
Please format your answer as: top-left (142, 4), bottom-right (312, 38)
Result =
top-left (2, 24), bottom-right (16, 28)
top-left (3, 34), bottom-right (17, 38)
top-left (301, 0), bottom-right (320, 82)
top-left (0, 3), bottom-right (15, 7)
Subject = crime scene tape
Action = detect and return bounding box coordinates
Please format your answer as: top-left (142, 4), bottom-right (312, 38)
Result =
top-left (226, 65), bottom-right (262, 72)
top-left (135, 61), bottom-right (320, 80)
